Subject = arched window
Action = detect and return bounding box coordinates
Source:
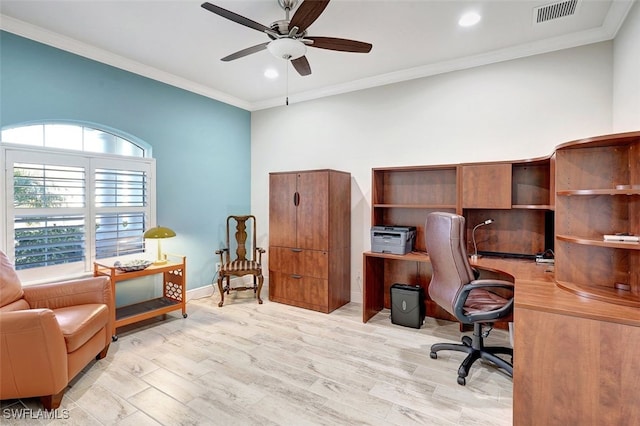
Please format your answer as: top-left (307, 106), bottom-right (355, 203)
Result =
top-left (1, 122), bottom-right (150, 157)
top-left (1, 122), bottom-right (156, 280)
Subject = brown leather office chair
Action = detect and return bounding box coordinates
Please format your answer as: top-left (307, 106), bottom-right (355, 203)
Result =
top-left (425, 212), bottom-right (514, 385)
top-left (215, 215), bottom-right (265, 307)
top-left (0, 250), bottom-right (113, 409)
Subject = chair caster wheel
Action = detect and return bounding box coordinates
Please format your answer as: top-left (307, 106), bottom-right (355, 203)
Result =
top-left (112, 335), bottom-right (118, 342)
top-left (258, 300), bottom-right (263, 304)
top-left (183, 313), bottom-right (188, 318)
top-left (430, 352), bottom-right (437, 359)
top-left (218, 302), bottom-right (224, 307)
top-left (457, 376), bottom-right (466, 386)
top-left (462, 336), bottom-right (472, 346)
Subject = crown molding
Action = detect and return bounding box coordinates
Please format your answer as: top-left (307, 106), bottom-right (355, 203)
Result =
top-left (0, 15), bottom-right (251, 111)
top-left (252, 0), bottom-right (635, 110)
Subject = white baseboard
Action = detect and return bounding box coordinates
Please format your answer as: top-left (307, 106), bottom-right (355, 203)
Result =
top-left (186, 276), bottom-right (269, 301)
top-left (187, 283), bottom-right (216, 300)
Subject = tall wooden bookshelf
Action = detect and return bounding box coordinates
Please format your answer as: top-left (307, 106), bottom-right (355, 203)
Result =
top-left (367, 157), bottom-right (555, 321)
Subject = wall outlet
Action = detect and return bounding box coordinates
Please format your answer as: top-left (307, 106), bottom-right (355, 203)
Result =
top-left (215, 262), bottom-right (221, 272)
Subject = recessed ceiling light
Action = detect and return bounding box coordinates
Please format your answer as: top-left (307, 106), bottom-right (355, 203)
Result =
top-left (264, 68), bottom-right (279, 79)
top-left (459, 11), bottom-right (481, 27)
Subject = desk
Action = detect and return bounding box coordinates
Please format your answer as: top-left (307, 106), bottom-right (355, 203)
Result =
top-left (513, 279), bottom-right (640, 425)
top-left (362, 250), bottom-right (553, 323)
top-left (363, 250), bottom-right (640, 424)
top-left (94, 255), bottom-right (187, 339)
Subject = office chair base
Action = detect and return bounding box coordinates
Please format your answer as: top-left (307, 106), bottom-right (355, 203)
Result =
top-left (429, 325), bottom-right (513, 385)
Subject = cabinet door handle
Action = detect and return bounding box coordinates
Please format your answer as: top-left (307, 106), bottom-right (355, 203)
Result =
top-left (291, 274), bottom-right (302, 279)
top-left (291, 248), bottom-right (302, 253)
top-left (293, 191), bottom-right (300, 206)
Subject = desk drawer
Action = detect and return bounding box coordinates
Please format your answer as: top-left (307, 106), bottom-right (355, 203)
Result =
top-left (269, 246), bottom-right (328, 279)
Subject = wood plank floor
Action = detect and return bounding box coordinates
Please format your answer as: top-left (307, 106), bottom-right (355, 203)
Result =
top-left (1, 292), bottom-right (513, 425)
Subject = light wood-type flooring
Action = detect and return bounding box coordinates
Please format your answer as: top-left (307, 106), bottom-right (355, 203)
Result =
top-left (1, 291), bottom-right (513, 425)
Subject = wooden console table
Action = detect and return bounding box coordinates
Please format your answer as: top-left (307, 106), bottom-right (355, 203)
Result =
top-left (94, 254), bottom-right (187, 339)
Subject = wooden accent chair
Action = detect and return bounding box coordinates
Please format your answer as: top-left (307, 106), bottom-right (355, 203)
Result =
top-left (215, 215), bottom-right (265, 307)
top-left (425, 212), bottom-right (514, 385)
top-left (0, 250), bottom-right (113, 409)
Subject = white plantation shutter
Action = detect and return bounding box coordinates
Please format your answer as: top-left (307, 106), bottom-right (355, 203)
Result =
top-left (2, 124), bottom-right (155, 276)
top-left (95, 168), bottom-right (148, 258)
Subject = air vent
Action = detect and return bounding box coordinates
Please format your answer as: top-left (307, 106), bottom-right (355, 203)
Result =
top-left (534, 0), bottom-right (579, 23)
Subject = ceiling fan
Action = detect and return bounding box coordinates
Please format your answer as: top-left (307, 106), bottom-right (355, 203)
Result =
top-left (201, 0), bottom-right (373, 76)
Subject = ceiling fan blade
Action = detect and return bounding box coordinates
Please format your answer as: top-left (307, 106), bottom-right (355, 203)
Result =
top-left (201, 2), bottom-right (270, 33)
top-left (291, 56), bottom-right (312, 76)
top-left (306, 37), bottom-right (372, 53)
top-left (289, 0), bottom-right (330, 33)
top-left (221, 42), bottom-right (270, 62)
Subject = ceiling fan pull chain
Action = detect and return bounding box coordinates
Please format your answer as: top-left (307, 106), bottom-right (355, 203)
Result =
top-left (286, 62), bottom-right (289, 106)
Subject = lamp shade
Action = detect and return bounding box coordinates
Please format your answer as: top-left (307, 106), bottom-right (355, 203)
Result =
top-left (144, 226), bottom-right (176, 239)
top-left (267, 38), bottom-right (307, 60)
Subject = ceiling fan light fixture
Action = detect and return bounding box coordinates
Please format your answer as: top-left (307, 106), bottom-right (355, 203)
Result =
top-left (267, 38), bottom-right (307, 60)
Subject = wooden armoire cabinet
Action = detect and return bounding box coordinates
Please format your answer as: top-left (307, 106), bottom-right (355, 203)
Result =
top-left (268, 169), bottom-right (351, 313)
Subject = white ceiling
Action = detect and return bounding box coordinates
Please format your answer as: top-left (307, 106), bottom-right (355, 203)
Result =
top-left (0, 0), bottom-right (635, 111)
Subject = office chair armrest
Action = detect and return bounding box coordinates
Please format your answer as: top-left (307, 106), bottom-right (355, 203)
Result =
top-left (465, 279), bottom-right (514, 292)
top-left (455, 279), bottom-right (514, 323)
top-left (464, 279), bottom-right (514, 302)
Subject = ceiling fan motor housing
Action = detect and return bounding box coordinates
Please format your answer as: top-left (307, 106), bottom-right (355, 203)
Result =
top-left (269, 20), bottom-right (302, 38)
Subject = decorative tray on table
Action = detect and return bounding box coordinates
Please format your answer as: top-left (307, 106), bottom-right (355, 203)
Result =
top-left (114, 259), bottom-right (152, 272)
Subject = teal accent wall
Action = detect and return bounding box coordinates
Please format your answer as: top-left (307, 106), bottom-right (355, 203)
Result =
top-left (0, 31), bottom-right (251, 294)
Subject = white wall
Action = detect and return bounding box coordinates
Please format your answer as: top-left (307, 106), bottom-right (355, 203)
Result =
top-left (613, 0), bottom-right (640, 132)
top-left (251, 41), bottom-right (613, 304)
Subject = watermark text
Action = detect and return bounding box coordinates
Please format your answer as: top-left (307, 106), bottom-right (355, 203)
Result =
top-left (2, 408), bottom-right (70, 420)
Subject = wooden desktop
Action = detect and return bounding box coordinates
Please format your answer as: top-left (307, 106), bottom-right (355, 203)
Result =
top-left (363, 131), bottom-right (640, 425)
top-left (362, 250), bottom-right (554, 324)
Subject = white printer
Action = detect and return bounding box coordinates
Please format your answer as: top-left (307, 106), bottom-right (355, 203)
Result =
top-left (371, 226), bottom-right (417, 255)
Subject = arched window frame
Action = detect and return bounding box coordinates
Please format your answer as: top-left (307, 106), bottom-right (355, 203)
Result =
top-left (1, 121), bottom-right (156, 284)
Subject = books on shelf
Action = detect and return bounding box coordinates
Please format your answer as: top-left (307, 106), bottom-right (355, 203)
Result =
top-left (603, 234), bottom-right (639, 243)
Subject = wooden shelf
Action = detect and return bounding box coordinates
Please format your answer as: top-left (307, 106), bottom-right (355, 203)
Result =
top-left (363, 250), bottom-right (429, 262)
top-left (115, 297), bottom-right (182, 327)
top-left (512, 204), bottom-right (553, 210)
top-left (557, 234), bottom-right (640, 250)
top-left (556, 279), bottom-right (640, 308)
top-left (557, 189), bottom-right (640, 196)
top-left (373, 204), bottom-right (457, 209)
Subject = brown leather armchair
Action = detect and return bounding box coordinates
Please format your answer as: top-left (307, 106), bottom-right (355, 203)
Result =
top-left (0, 250), bottom-right (113, 409)
top-left (425, 212), bottom-right (514, 385)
